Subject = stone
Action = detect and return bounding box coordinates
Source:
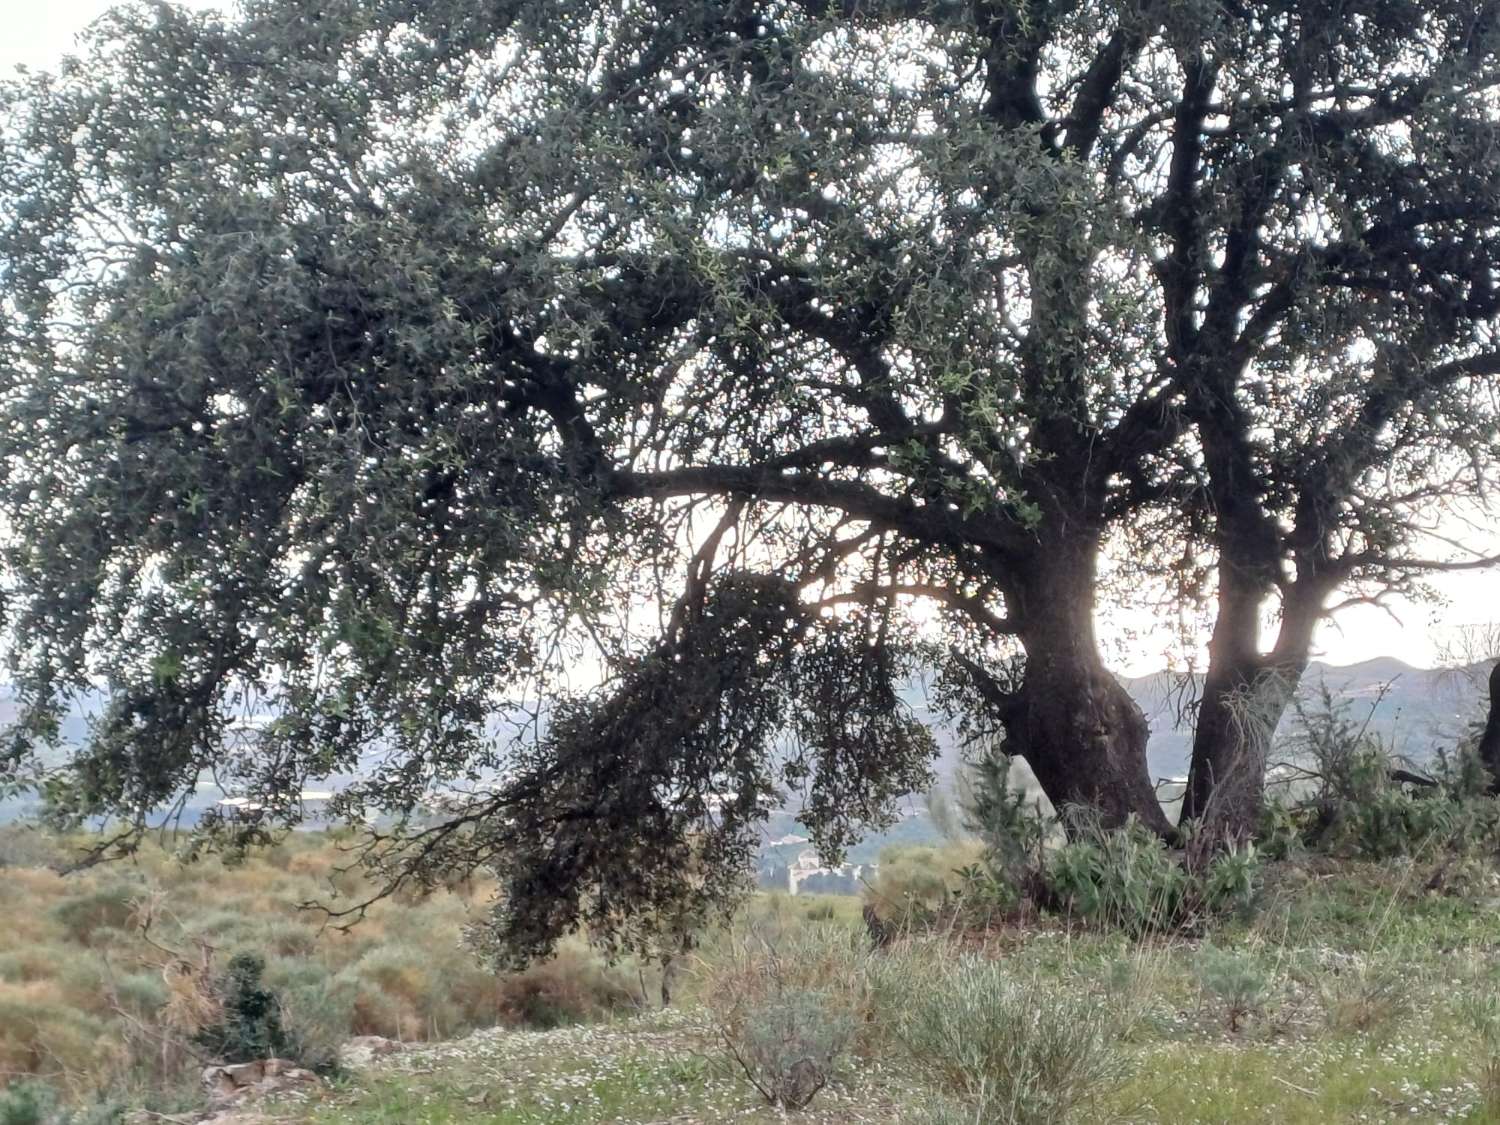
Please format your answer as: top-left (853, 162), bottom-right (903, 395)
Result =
top-left (338, 1035), bottom-right (407, 1068)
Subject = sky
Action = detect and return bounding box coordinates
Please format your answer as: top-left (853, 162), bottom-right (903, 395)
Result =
top-left (6, 0), bottom-right (1498, 676)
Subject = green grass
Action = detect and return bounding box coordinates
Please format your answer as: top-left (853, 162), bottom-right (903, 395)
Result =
top-left (310, 1010), bottom-right (920, 1124)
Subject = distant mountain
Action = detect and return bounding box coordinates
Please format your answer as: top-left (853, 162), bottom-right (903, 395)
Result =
top-left (1124, 658), bottom-right (1488, 781)
top-left (1, 658), bottom-right (1488, 828)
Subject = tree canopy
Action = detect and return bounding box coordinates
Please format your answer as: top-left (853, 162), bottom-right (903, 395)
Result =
top-left (2, 0), bottom-right (1498, 958)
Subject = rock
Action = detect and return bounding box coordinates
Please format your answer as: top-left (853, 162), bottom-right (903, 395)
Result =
top-left (338, 1035), bottom-right (407, 1068)
top-left (201, 1057), bottom-right (323, 1108)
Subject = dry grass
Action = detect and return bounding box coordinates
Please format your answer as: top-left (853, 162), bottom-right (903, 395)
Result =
top-left (0, 829), bottom-right (649, 1108)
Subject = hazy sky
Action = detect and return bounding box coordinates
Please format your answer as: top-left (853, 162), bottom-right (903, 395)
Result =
top-left (7, 1), bottom-right (1498, 675)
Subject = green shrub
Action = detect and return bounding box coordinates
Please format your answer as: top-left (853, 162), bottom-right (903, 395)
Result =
top-left (1193, 945), bottom-right (1269, 1031)
top-left (961, 750), bottom-right (1049, 890)
top-left (48, 883), bottom-right (139, 947)
top-left (1048, 814), bottom-right (1258, 934)
top-left (701, 925), bottom-right (871, 1109)
top-left (877, 949), bottom-right (1128, 1124)
top-left (194, 952), bottom-right (295, 1064)
top-left (0, 1079), bottom-right (57, 1125)
top-left (0, 1082), bottom-right (122, 1125)
top-left (1264, 687), bottom-right (1500, 863)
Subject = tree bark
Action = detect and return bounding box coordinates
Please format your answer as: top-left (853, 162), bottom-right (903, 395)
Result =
top-left (1479, 663), bottom-right (1500, 794)
top-left (1181, 574), bottom-right (1323, 841)
top-left (1180, 657), bottom-right (1302, 838)
top-left (1005, 542), bottom-right (1174, 838)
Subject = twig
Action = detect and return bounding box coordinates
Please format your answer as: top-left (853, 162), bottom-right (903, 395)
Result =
top-left (1273, 1075), bottom-right (1318, 1098)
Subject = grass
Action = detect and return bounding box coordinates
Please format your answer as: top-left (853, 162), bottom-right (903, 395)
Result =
top-left (0, 826), bottom-right (654, 1113)
top-left (310, 1008), bottom-right (921, 1125)
top-left (6, 827), bottom-right (1500, 1122)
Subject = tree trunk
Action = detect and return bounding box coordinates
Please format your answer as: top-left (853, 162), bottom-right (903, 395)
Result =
top-left (1180, 656), bottom-right (1301, 839)
top-left (1181, 574), bottom-right (1323, 841)
top-left (1479, 663), bottom-right (1500, 794)
top-left (1007, 542), bottom-right (1174, 838)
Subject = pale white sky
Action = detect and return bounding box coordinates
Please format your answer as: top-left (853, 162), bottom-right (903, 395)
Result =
top-left (6, 0), bottom-right (1497, 675)
top-left (0, 0), bottom-right (224, 76)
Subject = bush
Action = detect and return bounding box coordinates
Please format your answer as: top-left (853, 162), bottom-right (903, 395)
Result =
top-left (0, 1081), bottom-right (121, 1125)
top-left (1264, 686), bottom-right (1500, 863)
top-left (701, 925), bottom-right (871, 1109)
top-left (494, 941), bottom-right (645, 1029)
top-left (1193, 945), bottom-right (1269, 1032)
top-left (0, 1079), bottom-right (57, 1125)
top-left (194, 952), bottom-right (296, 1064)
top-left (1048, 813), bottom-right (1259, 934)
top-left (861, 841), bottom-right (996, 934)
top-left (876, 947), bottom-right (1128, 1125)
top-left (49, 883), bottom-right (139, 948)
top-left (0, 826), bottom-right (62, 871)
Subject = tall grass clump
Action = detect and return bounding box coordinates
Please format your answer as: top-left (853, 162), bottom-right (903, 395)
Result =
top-left (1460, 992), bottom-right (1500, 1119)
top-left (873, 945), bottom-right (1128, 1125)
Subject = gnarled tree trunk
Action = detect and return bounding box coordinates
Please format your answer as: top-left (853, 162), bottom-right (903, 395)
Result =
top-left (1004, 541), bottom-right (1174, 838)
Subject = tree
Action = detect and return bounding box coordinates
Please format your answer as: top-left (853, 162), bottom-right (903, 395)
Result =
top-left (1168, 3), bottom-right (1500, 839)
top-left (2, 0), bottom-right (1498, 959)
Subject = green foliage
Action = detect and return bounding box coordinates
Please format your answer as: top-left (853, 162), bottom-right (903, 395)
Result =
top-left (0, 1082), bottom-right (119, 1125)
top-left (1193, 946), bottom-right (1269, 1032)
top-left (1049, 819), bottom-right (1259, 934)
top-left (701, 925), bottom-right (871, 1110)
top-left (194, 952), bottom-right (296, 1065)
top-left (960, 750), bottom-right (1048, 891)
top-left (876, 950), bottom-right (1128, 1125)
top-left (1262, 687), bottom-right (1500, 865)
top-left (0, 1081), bottom-right (56, 1125)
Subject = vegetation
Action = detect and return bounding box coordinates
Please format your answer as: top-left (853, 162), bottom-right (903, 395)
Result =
top-left (2, 0), bottom-right (1498, 964)
top-left (0, 831), bottom-right (653, 1115)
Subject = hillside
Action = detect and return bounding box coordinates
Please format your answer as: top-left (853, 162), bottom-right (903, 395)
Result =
top-left (2, 659), bottom-right (1488, 838)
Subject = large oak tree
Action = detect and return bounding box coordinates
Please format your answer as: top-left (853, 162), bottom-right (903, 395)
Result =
top-left (2, 0), bottom-right (1498, 955)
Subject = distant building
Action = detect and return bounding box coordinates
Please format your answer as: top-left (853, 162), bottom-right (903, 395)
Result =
top-left (785, 848), bottom-right (877, 896)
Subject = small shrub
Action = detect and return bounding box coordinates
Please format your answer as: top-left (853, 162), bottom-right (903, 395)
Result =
top-left (1317, 961), bottom-right (1409, 1037)
top-left (495, 942), bottom-right (644, 1029)
top-left (961, 750), bottom-right (1049, 890)
top-left (877, 948), bottom-right (1128, 1124)
top-left (49, 882), bottom-right (139, 947)
top-left (701, 925), bottom-right (871, 1109)
top-left (1194, 945), bottom-right (1269, 1032)
top-left (0, 1082), bottom-right (122, 1125)
top-left (0, 1079), bottom-right (57, 1125)
top-left (194, 953), bottom-right (295, 1063)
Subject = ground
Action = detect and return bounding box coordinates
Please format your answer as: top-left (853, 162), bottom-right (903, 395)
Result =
top-left (277, 859), bottom-right (1500, 1123)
